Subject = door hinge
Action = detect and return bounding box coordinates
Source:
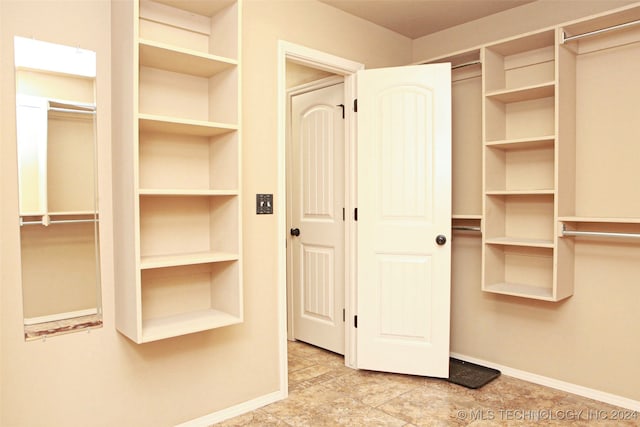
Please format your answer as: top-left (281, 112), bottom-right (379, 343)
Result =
top-left (343, 309), bottom-right (345, 322)
top-left (337, 104), bottom-right (345, 119)
top-left (353, 99), bottom-right (358, 112)
top-left (343, 207), bottom-right (345, 221)
top-left (354, 208), bottom-right (358, 221)
top-left (354, 315), bottom-right (358, 328)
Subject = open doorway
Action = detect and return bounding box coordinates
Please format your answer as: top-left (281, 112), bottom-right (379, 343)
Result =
top-left (277, 42), bottom-right (364, 394)
top-left (286, 71), bottom-right (346, 355)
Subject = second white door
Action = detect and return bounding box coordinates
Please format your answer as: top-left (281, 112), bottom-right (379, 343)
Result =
top-left (290, 82), bottom-right (345, 355)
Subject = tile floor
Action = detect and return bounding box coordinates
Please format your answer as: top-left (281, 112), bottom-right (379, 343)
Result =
top-left (216, 341), bottom-right (639, 426)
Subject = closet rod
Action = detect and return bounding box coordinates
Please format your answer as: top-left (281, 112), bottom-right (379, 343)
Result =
top-left (562, 224), bottom-right (640, 240)
top-left (452, 225), bottom-right (481, 232)
top-left (20, 218), bottom-right (98, 226)
top-left (562, 19), bottom-right (640, 43)
top-left (452, 60), bottom-right (481, 70)
top-left (48, 107), bottom-right (96, 115)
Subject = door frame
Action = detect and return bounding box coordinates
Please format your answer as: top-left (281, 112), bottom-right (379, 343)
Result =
top-left (286, 75), bottom-right (345, 344)
top-left (277, 41), bottom-right (364, 394)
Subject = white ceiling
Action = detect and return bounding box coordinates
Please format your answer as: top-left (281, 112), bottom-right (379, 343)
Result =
top-left (318, 0), bottom-right (537, 39)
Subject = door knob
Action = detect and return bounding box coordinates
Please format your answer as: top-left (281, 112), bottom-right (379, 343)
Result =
top-left (290, 228), bottom-right (300, 236)
top-left (435, 234), bottom-right (447, 245)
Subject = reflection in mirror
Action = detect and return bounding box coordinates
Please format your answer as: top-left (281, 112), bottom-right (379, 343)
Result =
top-left (14, 37), bottom-right (102, 340)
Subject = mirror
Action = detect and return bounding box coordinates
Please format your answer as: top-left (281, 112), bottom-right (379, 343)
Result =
top-left (14, 37), bottom-right (102, 340)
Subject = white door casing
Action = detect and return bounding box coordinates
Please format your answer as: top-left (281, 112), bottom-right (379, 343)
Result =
top-left (290, 83), bottom-right (345, 355)
top-left (356, 64), bottom-right (452, 377)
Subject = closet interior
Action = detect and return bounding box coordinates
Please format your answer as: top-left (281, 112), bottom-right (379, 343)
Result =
top-left (442, 4), bottom-right (640, 302)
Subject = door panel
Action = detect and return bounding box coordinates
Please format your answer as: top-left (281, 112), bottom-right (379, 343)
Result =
top-left (291, 83), bottom-right (345, 355)
top-left (357, 64), bottom-right (451, 377)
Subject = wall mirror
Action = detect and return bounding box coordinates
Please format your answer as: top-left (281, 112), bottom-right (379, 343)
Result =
top-left (14, 36), bottom-right (102, 340)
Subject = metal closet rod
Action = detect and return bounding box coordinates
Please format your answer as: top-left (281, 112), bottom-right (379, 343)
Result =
top-left (562, 224), bottom-right (640, 240)
top-left (452, 60), bottom-right (481, 70)
top-left (562, 19), bottom-right (640, 43)
top-left (452, 225), bottom-right (481, 232)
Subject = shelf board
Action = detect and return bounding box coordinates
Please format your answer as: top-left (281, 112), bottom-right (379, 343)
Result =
top-left (140, 252), bottom-right (239, 270)
top-left (452, 214), bottom-right (482, 220)
top-left (152, 0), bottom-right (235, 17)
top-left (141, 308), bottom-right (241, 343)
top-left (138, 114), bottom-right (238, 136)
top-left (485, 237), bottom-right (554, 248)
top-left (559, 216), bottom-right (640, 224)
top-left (485, 135), bottom-right (555, 150)
top-left (483, 282), bottom-right (555, 301)
top-left (485, 190), bottom-right (555, 196)
top-left (139, 39), bottom-right (236, 77)
top-left (139, 189), bottom-right (238, 197)
top-left (485, 81), bottom-right (555, 103)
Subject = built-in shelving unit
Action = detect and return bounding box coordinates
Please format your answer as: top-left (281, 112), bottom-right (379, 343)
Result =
top-left (481, 29), bottom-right (573, 301)
top-left (112, 0), bottom-right (242, 343)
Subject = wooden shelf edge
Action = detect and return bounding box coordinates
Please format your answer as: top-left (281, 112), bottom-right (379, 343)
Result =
top-left (485, 237), bottom-right (554, 248)
top-left (138, 113), bottom-right (238, 136)
top-left (138, 189), bottom-right (238, 196)
top-left (138, 39), bottom-right (237, 77)
top-left (483, 282), bottom-right (556, 301)
top-left (485, 190), bottom-right (555, 196)
top-left (452, 214), bottom-right (482, 220)
top-left (485, 135), bottom-right (555, 150)
top-left (141, 309), bottom-right (242, 342)
top-left (140, 252), bottom-right (239, 269)
top-left (485, 81), bottom-right (555, 103)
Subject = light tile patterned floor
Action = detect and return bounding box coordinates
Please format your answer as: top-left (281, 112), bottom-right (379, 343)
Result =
top-left (215, 341), bottom-right (639, 426)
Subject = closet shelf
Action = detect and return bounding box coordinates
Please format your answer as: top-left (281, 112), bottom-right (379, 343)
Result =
top-left (452, 214), bottom-right (482, 220)
top-left (138, 189), bottom-right (238, 196)
top-left (485, 237), bottom-right (554, 248)
top-left (138, 113), bottom-right (238, 136)
top-left (484, 282), bottom-right (555, 300)
top-left (485, 81), bottom-right (555, 103)
top-left (139, 39), bottom-right (237, 77)
top-left (140, 252), bottom-right (239, 270)
top-left (485, 135), bottom-right (555, 150)
top-left (485, 189), bottom-right (555, 196)
top-left (141, 309), bottom-right (241, 343)
top-left (152, 0), bottom-right (235, 17)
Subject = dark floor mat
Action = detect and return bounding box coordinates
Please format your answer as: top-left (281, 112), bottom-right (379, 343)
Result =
top-left (447, 358), bottom-right (501, 389)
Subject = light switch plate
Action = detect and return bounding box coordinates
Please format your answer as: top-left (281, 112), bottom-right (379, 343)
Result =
top-left (256, 194), bottom-right (273, 214)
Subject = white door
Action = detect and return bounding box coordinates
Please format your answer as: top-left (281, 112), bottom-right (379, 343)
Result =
top-left (356, 64), bottom-right (452, 377)
top-left (290, 83), bottom-right (345, 355)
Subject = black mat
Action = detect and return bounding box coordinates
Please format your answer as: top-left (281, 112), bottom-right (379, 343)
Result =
top-left (447, 358), bottom-right (501, 389)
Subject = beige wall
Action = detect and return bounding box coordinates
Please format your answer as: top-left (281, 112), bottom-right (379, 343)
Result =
top-left (0, 1), bottom-right (410, 426)
top-left (416, 0), bottom-right (640, 402)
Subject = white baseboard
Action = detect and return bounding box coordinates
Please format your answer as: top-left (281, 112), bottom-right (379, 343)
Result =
top-left (175, 390), bottom-right (286, 427)
top-left (451, 352), bottom-right (640, 412)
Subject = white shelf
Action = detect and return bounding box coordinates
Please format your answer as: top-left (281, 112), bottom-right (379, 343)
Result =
top-left (485, 135), bottom-right (555, 150)
top-left (486, 189), bottom-right (555, 196)
top-left (485, 237), bottom-right (554, 248)
top-left (138, 114), bottom-right (237, 136)
top-left (140, 252), bottom-right (238, 269)
top-left (485, 81), bottom-right (555, 103)
top-left (141, 308), bottom-right (241, 343)
top-left (139, 189), bottom-right (238, 196)
top-left (139, 39), bottom-right (236, 77)
top-left (152, 0), bottom-right (235, 17)
top-left (483, 282), bottom-right (554, 300)
top-left (452, 214), bottom-right (482, 220)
